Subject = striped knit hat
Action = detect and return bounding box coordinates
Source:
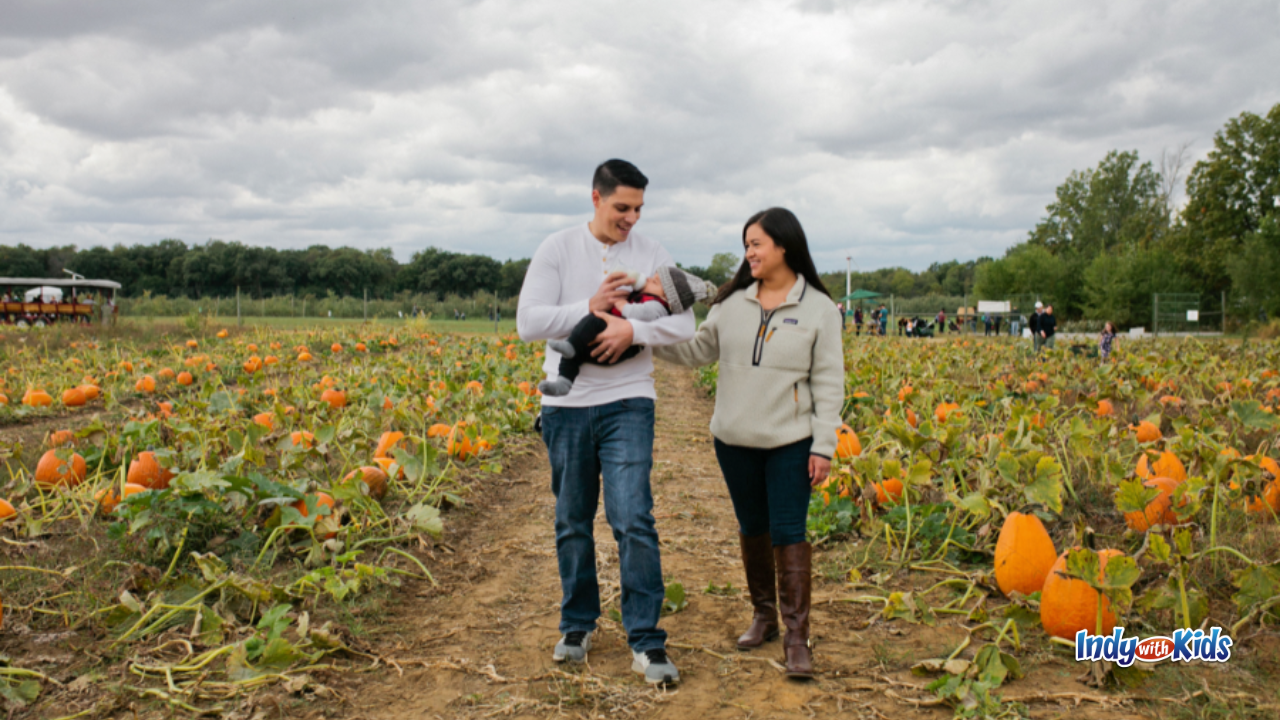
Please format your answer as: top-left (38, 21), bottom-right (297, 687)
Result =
top-left (655, 266), bottom-right (715, 315)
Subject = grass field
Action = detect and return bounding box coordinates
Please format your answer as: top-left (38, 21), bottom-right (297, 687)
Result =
top-left (121, 315), bottom-right (519, 335)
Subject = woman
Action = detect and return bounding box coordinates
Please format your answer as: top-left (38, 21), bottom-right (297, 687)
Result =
top-left (655, 208), bottom-right (844, 679)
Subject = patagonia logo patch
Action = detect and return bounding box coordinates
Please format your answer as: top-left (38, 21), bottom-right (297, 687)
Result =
top-left (783, 318), bottom-right (799, 325)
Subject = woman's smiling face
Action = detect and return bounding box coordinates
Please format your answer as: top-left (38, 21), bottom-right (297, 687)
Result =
top-left (744, 223), bottom-right (785, 280)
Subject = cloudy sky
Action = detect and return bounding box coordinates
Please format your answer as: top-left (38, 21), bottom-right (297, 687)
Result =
top-left (1, 0), bottom-right (1278, 272)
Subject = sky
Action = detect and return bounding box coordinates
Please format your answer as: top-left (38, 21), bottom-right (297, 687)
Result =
top-left (1, 0), bottom-right (1278, 273)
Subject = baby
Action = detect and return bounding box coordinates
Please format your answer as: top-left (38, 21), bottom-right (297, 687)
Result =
top-left (539, 266), bottom-right (713, 397)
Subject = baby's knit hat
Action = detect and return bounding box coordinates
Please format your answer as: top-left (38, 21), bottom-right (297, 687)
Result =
top-left (655, 266), bottom-right (716, 315)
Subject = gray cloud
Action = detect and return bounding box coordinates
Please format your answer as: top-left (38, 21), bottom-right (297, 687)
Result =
top-left (1, 0), bottom-right (1278, 272)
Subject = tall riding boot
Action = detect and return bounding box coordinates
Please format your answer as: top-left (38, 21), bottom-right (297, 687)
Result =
top-left (736, 533), bottom-right (779, 649)
top-left (775, 542), bottom-right (814, 679)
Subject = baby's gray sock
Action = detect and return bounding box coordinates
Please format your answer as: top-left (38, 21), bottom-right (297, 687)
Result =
top-left (539, 377), bottom-right (574, 397)
top-left (548, 339), bottom-right (575, 359)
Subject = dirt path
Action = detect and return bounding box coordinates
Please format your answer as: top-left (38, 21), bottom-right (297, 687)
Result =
top-left (345, 362), bottom-right (1151, 720)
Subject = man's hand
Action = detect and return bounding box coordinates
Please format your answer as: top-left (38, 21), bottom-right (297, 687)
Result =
top-left (589, 311), bottom-right (634, 363)
top-left (590, 271), bottom-right (632, 314)
top-left (808, 455), bottom-right (831, 488)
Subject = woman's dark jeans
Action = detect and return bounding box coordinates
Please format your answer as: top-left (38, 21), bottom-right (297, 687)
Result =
top-left (712, 436), bottom-right (813, 546)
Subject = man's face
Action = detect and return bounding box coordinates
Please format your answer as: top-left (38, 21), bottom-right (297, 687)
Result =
top-left (591, 186), bottom-right (644, 244)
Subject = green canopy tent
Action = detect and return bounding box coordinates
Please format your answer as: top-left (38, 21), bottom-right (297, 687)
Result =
top-left (837, 289), bottom-right (882, 305)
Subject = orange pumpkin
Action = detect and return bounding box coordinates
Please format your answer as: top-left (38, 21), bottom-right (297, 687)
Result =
top-left (135, 375), bottom-right (157, 393)
top-left (1094, 399), bottom-right (1115, 417)
top-left (1234, 456), bottom-right (1280, 515)
top-left (1040, 549), bottom-right (1123, 640)
top-left (331, 343), bottom-right (343, 353)
top-left (835, 425), bottom-right (861, 460)
top-left (0, 499), bottom-right (16, 523)
top-left (127, 451), bottom-right (176, 490)
top-left (297, 352), bottom-right (313, 363)
top-left (61, 387), bottom-right (87, 407)
top-left (1130, 421), bottom-right (1162, 443)
top-left (1123, 476), bottom-right (1185, 532)
top-left (158, 367), bottom-right (176, 380)
top-left (289, 431), bottom-right (316, 449)
top-left (95, 483), bottom-right (149, 513)
top-left (934, 402), bottom-right (961, 424)
top-left (994, 512), bottom-right (1058, 597)
top-left (34, 450), bottom-right (87, 488)
top-left (344, 466), bottom-right (389, 500)
top-left (898, 385), bottom-right (914, 402)
top-left (427, 423), bottom-right (452, 438)
top-left (319, 388), bottom-right (347, 409)
top-left (291, 492), bottom-right (338, 539)
top-left (374, 431), bottom-right (405, 459)
top-left (253, 412), bottom-right (275, 431)
top-left (873, 478), bottom-right (904, 505)
top-left (46, 429), bottom-right (75, 447)
top-left (1135, 451), bottom-right (1187, 484)
top-left (22, 389), bottom-right (53, 407)
top-left (79, 384), bottom-right (100, 400)
top-left (177, 371), bottom-right (194, 386)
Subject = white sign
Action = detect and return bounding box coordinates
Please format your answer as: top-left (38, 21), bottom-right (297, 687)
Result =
top-left (1187, 310), bottom-right (1199, 322)
top-left (1130, 327), bottom-right (1146, 338)
top-left (977, 300), bottom-right (1011, 313)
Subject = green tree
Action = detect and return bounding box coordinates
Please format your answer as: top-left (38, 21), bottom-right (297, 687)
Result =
top-left (1174, 103), bottom-right (1280, 295)
top-left (973, 244), bottom-right (1071, 307)
top-left (1226, 215), bottom-right (1280, 320)
top-left (1082, 248), bottom-right (1189, 327)
top-left (1028, 150), bottom-right (1165, 258)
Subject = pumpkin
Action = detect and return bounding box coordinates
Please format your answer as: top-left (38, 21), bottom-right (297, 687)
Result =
top-left (873, 478), bottom-right (904, 505)
top-left (291, 492), bottom-right (338, 539)
top-left (1094, 399), bottom-right (1115, 417)
top-left (1130, 421), bottom-right (1162, 443)
top-left (186, 339), bottom-right (199, 349)
top-left (1040, 548), bottom-right (1122, 640)
top-left (835, 425), bottom-right (861, 460)
top-left (0, 392), bottom-right (8, 406)
top-left (319, 388), bottom-right (347, 409)
top-left (79, 384), bottom-right (101, 400)
top-left (934, 402), bottom-right (961, 424)
top-left (158, 367), bottom-right (176, 380)
top-left (898, 385), bottom-right (914, 402)
top-left (289, 431), bottom-right (316, 449)
top-left (375, 431), bottom-right (405, 459)
top-left (177, 371), bottom-right (194, 386)
top-left (243, 356), bottom-right (263, 373)
top-left (127, 451), bottom-right (176, 490)
top-left (46, 429), bottom-right (75, 447)
top-left (23, 389), bottom-right (54, 407)
top-left (35, 449), bottom-right (87, 488)
top-left (344, 466), bottom-right (389, 500)
top-left (95, 483), bottom-right (149, 513)
top-left (297, 352), bottom-right (313, 363)
top-left (1135, 451), bottom-right (1187, 484)
top-left (264, 355), bottom-right (280, 366)
top-left (1123, 476), bottom-right (1185, 531)
top-left (216, 329), bottom-right (229, 339)
top-left (0, 499), bottom-right (15, 523)
top-left (135, 375), bottom-right (157, 393)
top-left (427, 423), bottom-right (453, 438)
top-left (331, 343), bottom-right (343, 353)
top-left (62, 387), bottom-right (87, 407)
top-left (994, 512), bottom-right (1058, 597)
top-left (355, 342), bottom-right (368, 352)
top-left (1233, 456), bottom-right (1280, 515)
top-left (253, 412), bottom-right (275, 431)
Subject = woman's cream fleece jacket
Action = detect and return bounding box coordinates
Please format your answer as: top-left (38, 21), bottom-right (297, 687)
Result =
top-left (654, 277), bottom-right (845, 458)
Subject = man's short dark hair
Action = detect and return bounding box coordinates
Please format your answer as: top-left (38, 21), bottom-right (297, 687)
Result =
top-left (593, 159), bottom-right (648, 197)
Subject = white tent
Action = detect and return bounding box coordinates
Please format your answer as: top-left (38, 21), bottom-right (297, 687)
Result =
top-left (23, 286), bottom-right (64, 302)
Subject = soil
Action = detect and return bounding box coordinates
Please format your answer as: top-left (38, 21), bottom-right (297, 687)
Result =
top-left (334, 362), bottom-right (1172, 720)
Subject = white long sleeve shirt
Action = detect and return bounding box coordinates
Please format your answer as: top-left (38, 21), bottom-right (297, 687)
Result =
top-left (517, 223), bottom-right (696, 407)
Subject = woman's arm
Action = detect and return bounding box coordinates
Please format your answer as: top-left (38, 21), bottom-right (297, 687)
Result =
top-left (652, 303), bottom-right (721, 367)
top-left (808, 302), bottom-right (845, 459)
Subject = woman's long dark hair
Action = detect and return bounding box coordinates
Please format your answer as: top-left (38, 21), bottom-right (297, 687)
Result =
top-left (710, 207), bottom-right (831, 305)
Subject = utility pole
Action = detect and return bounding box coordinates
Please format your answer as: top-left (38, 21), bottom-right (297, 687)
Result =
top-left (845, 255), bottom-right (852, 299)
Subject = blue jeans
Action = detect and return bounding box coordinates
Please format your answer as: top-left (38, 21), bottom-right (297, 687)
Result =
top-left (540, 398), bottom-right (666, 652)
top-left (712, 437), bottom-right (814, 546)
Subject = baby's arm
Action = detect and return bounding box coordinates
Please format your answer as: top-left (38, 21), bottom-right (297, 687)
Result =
top-left (620, 302), bottom-right (670, 323)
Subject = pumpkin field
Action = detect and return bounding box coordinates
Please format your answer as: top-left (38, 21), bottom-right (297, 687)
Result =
top-left (1, 323), bottom-right (1279, 719)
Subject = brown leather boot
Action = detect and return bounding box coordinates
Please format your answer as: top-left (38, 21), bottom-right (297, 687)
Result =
top-left (736, 533), bottom-right (779, 649)
top-left (775, 542), bottom-right (814, 679)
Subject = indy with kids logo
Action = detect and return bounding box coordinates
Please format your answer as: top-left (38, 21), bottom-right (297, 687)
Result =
top-left (1075, 627), bottom-right (1234, 667)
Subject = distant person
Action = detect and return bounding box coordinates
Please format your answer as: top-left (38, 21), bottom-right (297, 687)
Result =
top-left (936, 308), bottom-right (946, 335)
top-left (878, 304), bottom-right (888, 335)
top-left (836, 302), bottom-right (845, 331)
top-left (1040, 305), bottom-right (1057, 351)
top-left (993, 315), bottom-right (1002, 336)
top-left (1099, 321), bottom-right (1116, 361)
top-left (1030, 302), bottom-right (1044, 351)
top-left (982, 313), bottom-right (990, 336)
top-left (853, 306), bottom-right (863, 336)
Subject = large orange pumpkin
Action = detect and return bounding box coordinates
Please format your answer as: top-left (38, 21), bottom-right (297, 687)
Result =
top-left (23, 389), bottom-right (53, 407)
top-left (319, 388), bottom-right (347, 409)
top-left (1135, 451), bottom-right (1187, 484)
top-left (1040, 548), bottom-right (1123, 640)
top-left (1094, 399), bottom-right (1115, 417)
top-left (79, 383), bottom-right (100, 400)
top-left (994, 512), bottom-right (1058, 597)
top-left (291, 492), bottom-right (337, 539)
top-left (135, 375), bottom-right (157, 393)
top-left (873, 478), bottom-right (904, 505)
top-left (127, 451), bottom-right (176, 490)
top-left (177, 371), bottom-right (194, 386)
top-left (0, 499), bottom-right (15, 523)
top-left (253, 412), bottom-right (275, 431)
top-left (289, 431), bottom-right (316, 449)
top-left (35, 450), bottom-right (87, 488)
top-left (835, 425), bottom-right (861, 460)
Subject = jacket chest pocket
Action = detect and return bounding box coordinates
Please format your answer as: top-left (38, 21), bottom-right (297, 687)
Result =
top-left (760, 326), bottom-right (815, 372)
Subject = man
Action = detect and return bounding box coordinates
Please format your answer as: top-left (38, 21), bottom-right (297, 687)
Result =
top-left (1041, 305), bottom-right (1057, 351)
top-left (1030, 301), bottom-right (1044, 353)
top-left (517, 159), bottom-right (693, 686)
top-left (837, 301), bottom-right (846, 332)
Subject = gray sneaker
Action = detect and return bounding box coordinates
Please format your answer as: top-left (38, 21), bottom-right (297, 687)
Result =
top-left (553, 630), bottom-right (592, 663)
top-left (632, 647), bottom-right (679, 685)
